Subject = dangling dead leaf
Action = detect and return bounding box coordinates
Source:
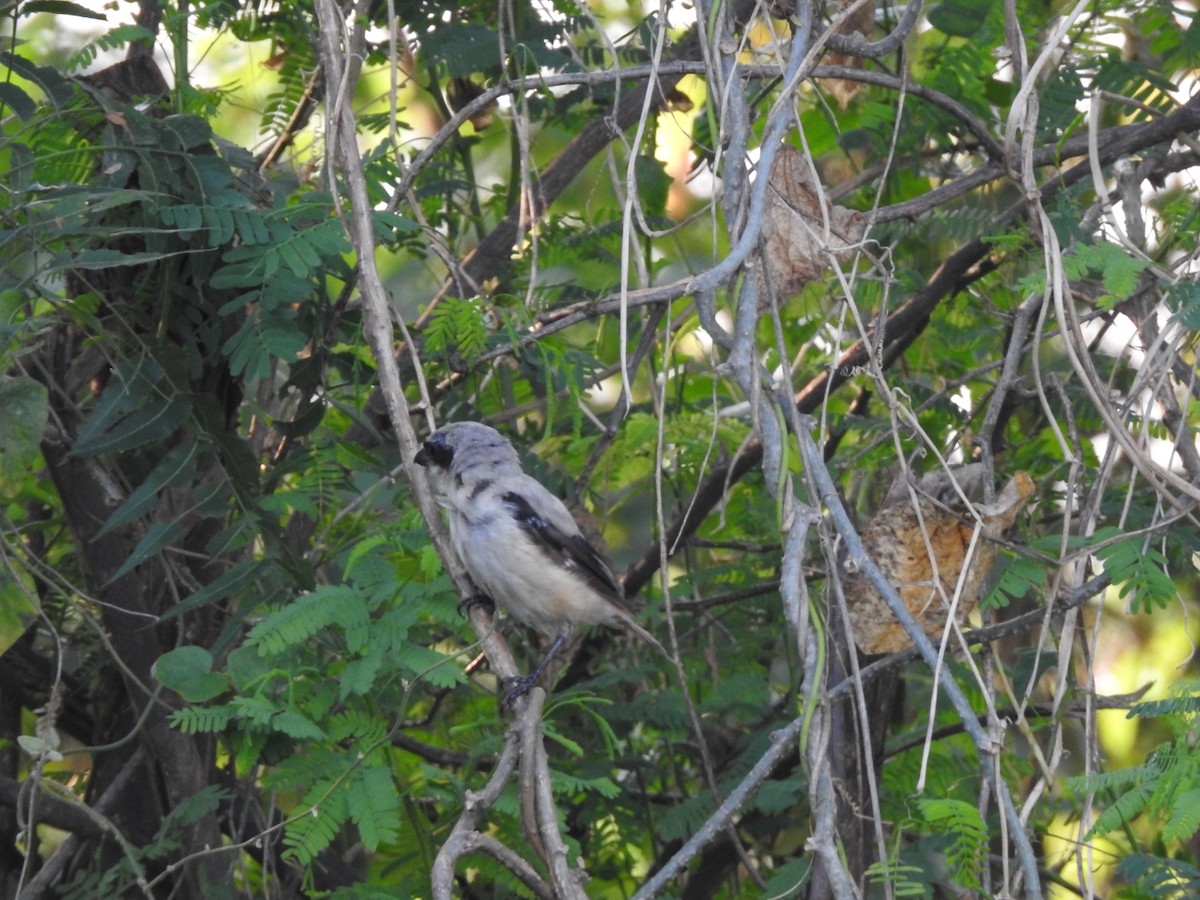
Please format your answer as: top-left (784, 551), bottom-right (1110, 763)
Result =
top-left (843, 471), bottom-right (1035, 656)
top-left (819, 0), bottom-right (877, 110)
top-left (761, 145), bottom-right (868, 292)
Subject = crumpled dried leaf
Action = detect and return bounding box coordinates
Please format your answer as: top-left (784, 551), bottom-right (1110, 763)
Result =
top-left (762, 145), bottom-right (868, 293)
top-left (819, 0), bottom-right (877, 110)
top-left (843, 471), bottom-right (1036, 655)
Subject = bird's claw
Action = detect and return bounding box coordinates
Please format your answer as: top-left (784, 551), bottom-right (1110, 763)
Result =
top-left (457, 593), bottom-right (495, 616)
top-left (500, 674), bottom-right (538, 709)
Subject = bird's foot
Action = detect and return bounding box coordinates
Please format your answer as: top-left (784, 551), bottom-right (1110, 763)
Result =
top-left (500, 673), bottom-right (539, 709)
top-left (457, 593), bottom-right (496, 616)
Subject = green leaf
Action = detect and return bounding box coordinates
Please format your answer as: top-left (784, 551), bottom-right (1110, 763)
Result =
top-left (1088, 780), bottom-right (1152, 837)
top-left (106, 520), bottom-right (183, 584)
top-left (223, 308), bottom-right (307, 379)
top-left (339, 651), bottom-right (384, 700)
top-left (273, 708), bottom-right (327, 740)
top-left (347, 765), bottom-right (401, 851)
top-left (0, 81), bottom-right (37, 119)
top-left (0, 377), bottom-right (48, 493)
top-left (1088, 528), bottom-right (1176, 613)
top-left (154, 646), bottom-right (230, 702)
top-left (160, 114), bottom-right (213, 151)
top-left (1163, 787), bottom-right (1200, 842)
top-left (550, 769), bottom-right (620, 799)
top-left (398, 643), bottom-right (466, 689)
top-left (372, 209), bottom-right (418, 239)
top-left (75, 392), bottom-right (191, 456)
top-left (170, 705), bottom-right (232, 734)
top-left (159, 202), bottom-right (204, 238)
top-left (74, 247), bottom-right (189, 268)
top-left (151, 785), bottom-right (228, 859)
top-left (749, 778), bottom-right (804, 815)
top-left (420, 24), bottom-right (503, 77)
top-left (1168, 282), bottom-right (1200, 329)
top-left (65, 24), bottom-right (154, 71)
top-left (634, 154), bottom-right (671, 217)
top-left (225, 645), bottom-right (272, 693)
top-left (656, 791), bottom-right (716, 843)
top-left (0, 574), bottom-right (39, 658)
top-left (18, 732), bottom-right (63, 761)
top-left (232, 207), bottom-right (270, 245)
top-left (916, 797), bottom-right (987, 892)
top-left (158, 561), bottom-right (262, 625)
top-left (284, 780), bottom-right (348, 865)
top-left (246, 586), bottom-right (365, 656)
top-left (982, 551), bottom-right (1044, 610)
top-left (866, 860), bottom-right (928, 897)
top-left (96, 443), bottom-right (199, 538)
top-left (927, 0), bottom-right (993, 37)
top-left (71, 357), bottom-right (192, 457)
top-left (1062, 242), bottom-right (1149, 305)
top-left (424, 296), bottom-right (488, 359)
top-left (1, 51), bottom-right (76, 106)
top-left (1116, 853), bottom-right (1200, 898)
top-left (763, 859), bottom-right (812, 899)
top-left (231, 693), bottom-right (278, 727)
top-left (19, 1), bottom-right (108, 20)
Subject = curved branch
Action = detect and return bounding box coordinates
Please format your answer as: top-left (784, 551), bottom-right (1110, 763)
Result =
top-left (632, 719), bottom-right (804, 899)
top-left (792, 416), bottom-right (1045, 893)
top-left (824, 0), bottom-right (925, 59)
top-left (433, 0), bottom-right (760, 296)
top-left (401, 58), bottom-right (1002, 215)
top-left (622, 89), bottom-right (1200, 597)
top-left (430, 725), bottom-right (534, 897)
top-left (808, 64), bottom-right (1004, 160)
top-left (520, 690), bottom-right (589, 898)
top-left (468, 92), bottom-right (1195, 377)
top-left (636, 566), bottom-right (1109, 896)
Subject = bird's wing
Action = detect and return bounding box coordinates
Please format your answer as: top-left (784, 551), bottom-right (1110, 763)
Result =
top-left (500, 484), bottom-right (624, 603)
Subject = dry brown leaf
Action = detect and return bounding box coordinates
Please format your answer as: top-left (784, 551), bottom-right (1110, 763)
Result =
top-left (761, 145), bottom-right (868, 292)
top-left (843, 471), bottom-right (1035, 655)
top-left (820, 0), bottom-right (876, 110)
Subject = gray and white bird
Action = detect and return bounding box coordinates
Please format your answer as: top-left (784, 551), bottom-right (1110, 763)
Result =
top-left (414, 421), bottom-right (664, 702)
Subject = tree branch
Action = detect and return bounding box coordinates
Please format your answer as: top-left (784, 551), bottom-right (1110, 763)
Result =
top-left (623, 90), bottom-right (1200, 597)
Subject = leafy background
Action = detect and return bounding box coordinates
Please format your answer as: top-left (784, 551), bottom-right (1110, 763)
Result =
top-left (1, 0), bottom-right (1198, 897)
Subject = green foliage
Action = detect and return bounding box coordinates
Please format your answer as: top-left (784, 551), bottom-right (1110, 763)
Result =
top-left (70, 355), bottom-right (192, 457)
top-left (1062, 241), bottom-right (1151, 308)
top-left (914, 797), bottom-right (988, 892)
top-left (865, 857), bottom-right (929, 897)
top-left (423, 296), bottom-right (490, 360)
top-left (1116, 853), bottom-right (1200, 899)
top-left (65, 24), bottom-right (155, 71)
top-left (3, 0), bottom-right (1198, 895)
top-left (1088, 527), bottom-right (1176, 613)
top-left (280, 756), bottom-right (402, 864)
top-left (927, 0), bottom-right (997, 39)
top-left (1068, 680), bottom-right (1200, 875)
top-left (245, 586), bottom-right (367, 655)
top-left (55, 784), bottom-right (232, 898)
top-left (154, 645), bottom-right (230, 702)
top-left (982, 549), bottom-right (1046, 609)
top-left (144, 785), bottom-right (231, 859)
top-left (0, 376), bottom-right (48, 496)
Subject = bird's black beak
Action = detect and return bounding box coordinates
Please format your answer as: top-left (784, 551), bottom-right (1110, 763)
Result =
top-left (414, 434), bottom-right (452, 469)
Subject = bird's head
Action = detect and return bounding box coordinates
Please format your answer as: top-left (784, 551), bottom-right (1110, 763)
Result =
top-left (414, 421), bottom-right (521, 478)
